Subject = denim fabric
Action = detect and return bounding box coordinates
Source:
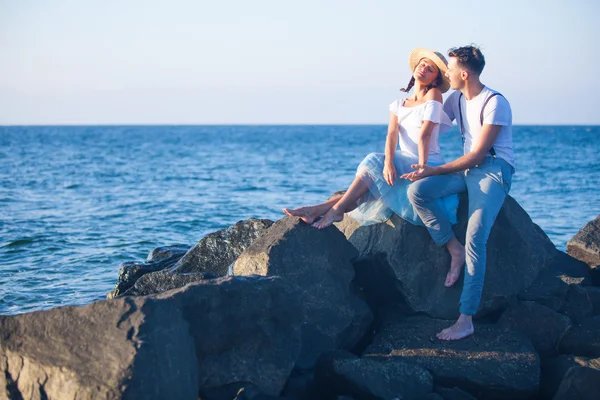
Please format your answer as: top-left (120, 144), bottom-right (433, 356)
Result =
top-left (407, 157), bottom-right (513, 315)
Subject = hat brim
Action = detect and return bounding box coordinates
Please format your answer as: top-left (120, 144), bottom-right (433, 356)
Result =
top-left (408, 48), bottom-right (450, 94)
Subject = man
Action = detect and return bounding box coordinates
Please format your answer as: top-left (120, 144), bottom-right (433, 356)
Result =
top-left (402, 45), bottom-right (514, 340)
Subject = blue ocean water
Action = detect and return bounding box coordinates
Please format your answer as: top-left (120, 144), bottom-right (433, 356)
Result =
top-left (1, 125), bottom-right (599, 315)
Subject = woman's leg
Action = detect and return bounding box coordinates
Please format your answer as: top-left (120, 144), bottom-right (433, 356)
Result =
top-left (283, 193), bottom-right (343, 224)
top-left (312, 175), bottom-right (370, 229)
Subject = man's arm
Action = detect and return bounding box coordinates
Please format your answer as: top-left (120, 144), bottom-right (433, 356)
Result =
top-left (401, 124), bottom-right (502, 180)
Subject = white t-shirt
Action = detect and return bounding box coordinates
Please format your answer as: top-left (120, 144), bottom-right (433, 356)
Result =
top-left (443, 86), bottom-right (515, 168)
top-left (389, 99), bottom-right (453, 164)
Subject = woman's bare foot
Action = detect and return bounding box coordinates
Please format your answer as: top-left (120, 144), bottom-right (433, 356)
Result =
top-left (445, 239), bottom-right (465, 287)
top-left (283, 206), bottom-right (320, 224)
top-left (312, 207), bottom-right (344, 229)
top-left (436, 314), bottom-right (474, 341)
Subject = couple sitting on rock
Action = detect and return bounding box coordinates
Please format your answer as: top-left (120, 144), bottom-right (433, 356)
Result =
top-left (284, 45), bottom-right (514, 341)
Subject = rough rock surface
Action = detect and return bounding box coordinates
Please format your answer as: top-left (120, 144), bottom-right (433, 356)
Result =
top-left (566, 215), bottom-right (600, 267)
top-left (560, 284), bottom-right (594, 324)
top-left (363, 316), bottom-right (540, 400)
top-left (0, 296), bottom-right (198, 400)
top-left (558, 315), bottom-right (600, 358)
top-left (335, 194), bottom-right (557, 319)
top-left (314, 350), bottom-right (433, 400)
top-left (110, 218), bottom-right (274, 298)
top-left (172, 218), bottom-right (274, 276)
top-left (233, 216), bottom-right (372, 368)
top-left (540, 355), bottom-right (600, 399)
top-left (1, 276), bottom-right (303, 399)
top-left (121, 269), bottom-right (206, 296)
top-left (553, 366), bottom-right (600, 400)
top-left (519, 251), bottom-right (593, 313)
top-left (498, 301), bottom-right (571, 358)
top-left (434, 386), bottom-right (478, 400)
top-left (108, 244), bottom-right (190, 298)
top-left (159, 276), bottom-right (303, 396)
top-left (584, 286), bottom-right (600, 315)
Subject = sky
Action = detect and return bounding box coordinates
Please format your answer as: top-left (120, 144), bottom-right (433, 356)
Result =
top-left (1, 0), bottom-right (599, 125)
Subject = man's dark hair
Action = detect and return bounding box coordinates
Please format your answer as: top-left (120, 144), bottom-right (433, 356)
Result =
top-left (448, 45), bottom-right (486, 75)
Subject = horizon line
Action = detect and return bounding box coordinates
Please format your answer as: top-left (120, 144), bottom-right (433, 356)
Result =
top-left (2, 123), bottom-right (600, 128)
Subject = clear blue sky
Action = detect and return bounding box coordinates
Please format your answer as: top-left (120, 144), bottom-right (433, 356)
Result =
top-left (1, 0), bottom-right (598, 125)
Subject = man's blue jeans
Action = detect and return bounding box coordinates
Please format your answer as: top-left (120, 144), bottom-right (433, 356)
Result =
top-left (407, 157), bottom-right (513, 315)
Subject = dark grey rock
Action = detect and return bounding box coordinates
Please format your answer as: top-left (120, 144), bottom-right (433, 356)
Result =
top-left (159, 276), bottom-right (303, 396)
top-left (566, 215), bottom-right (600, 267)
top-left (519, 251), bottom-right (593, 312)
top-left (540, 355), bottom-right (600, 400)
top-left (498, 301), bottom-right (571, 357)
top-left (558, 315), bottom-right (600, 358)
top-left (233, 216), bottom-right (373, 369)
top-left (172, 218), bottom-right (273, 276)
top-left (108, 244), bottom-right (189, 298)
top-left (315, 350), bottom-right (433, 400)
top-left (553, 366), bottom-right (600, 400)
top-left (280, 369), bottom-right (318, 400)
top-left (335, 194), bottom-right (557, 319)
top-left (560, 284), bottom-right (593, 324)
top-left (121, 269), bottom-right (206, 296)
top-left (584, 286), bottom-right (600, 315)
top-left (434, 386), bottom-right (478, 400)
top-left (0, 296), bottom-right (198, 399)
top-left (363, 316), bottom-right (540, 400)
top-left (111, 218), bottom-right (274, 298)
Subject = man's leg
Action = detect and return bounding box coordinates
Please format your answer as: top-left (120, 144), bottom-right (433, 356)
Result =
top-left (407, 173), bottom-right (467, 285)
top-left (437, 158), bottom-right (512, 340)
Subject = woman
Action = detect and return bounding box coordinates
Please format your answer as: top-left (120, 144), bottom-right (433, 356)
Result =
top-left (283, 48), bottom-right (459, 285)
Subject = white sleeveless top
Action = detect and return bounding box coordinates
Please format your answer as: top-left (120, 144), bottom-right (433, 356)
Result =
top-left (389, 99), bottom-right (453, 164)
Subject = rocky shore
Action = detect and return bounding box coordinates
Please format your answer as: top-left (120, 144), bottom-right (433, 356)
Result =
top-left (2, 194), bottom-right (600, 400)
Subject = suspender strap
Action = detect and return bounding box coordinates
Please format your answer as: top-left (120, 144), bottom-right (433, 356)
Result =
top-left (458, 91), bottom-right (504, 158)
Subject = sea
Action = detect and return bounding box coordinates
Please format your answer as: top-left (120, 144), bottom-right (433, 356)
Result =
top-left (1, 125), bottom-right (599, 315)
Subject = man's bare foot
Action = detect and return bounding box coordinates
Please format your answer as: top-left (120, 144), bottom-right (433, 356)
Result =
top-left (445, 240), bottom-right (465, 287)
top-left (283, 206), bottom-right (320, 224)
top-left (436, 314), bottom-right (474, 341)
top-left (312, 208), bottom-right (344, 229)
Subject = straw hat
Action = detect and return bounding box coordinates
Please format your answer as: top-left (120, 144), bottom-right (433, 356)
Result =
top-left (408, 48), bottom-right (450, 93)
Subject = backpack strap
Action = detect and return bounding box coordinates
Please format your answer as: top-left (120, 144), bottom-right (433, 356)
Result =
top-left (458, 91), bottom-right (504, 158)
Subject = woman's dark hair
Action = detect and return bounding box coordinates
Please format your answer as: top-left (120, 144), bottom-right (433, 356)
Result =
top-left (400, 60), bottom-right (443, 93)
top-left (448, 45), bottom-right (485, 75)
top-left (400, 77), bottom-right (415, 93)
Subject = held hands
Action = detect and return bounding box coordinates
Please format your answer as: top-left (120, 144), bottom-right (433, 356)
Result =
top-left (400, 164), bottom-right (437, 181)
top-left (383, 161), bottom-right (397, 186)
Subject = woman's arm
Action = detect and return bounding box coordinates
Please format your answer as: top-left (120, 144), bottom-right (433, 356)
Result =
top-left (417, 88), bottom-right (443, 166)
top-left (417, 120), bottom-right (436, 166)
top-left (383, 111), bottom-right (399, 185)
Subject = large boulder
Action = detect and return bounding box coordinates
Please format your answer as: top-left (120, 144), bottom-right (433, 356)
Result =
top-left (558, 315), bottom-right (600, 358)
top-left (120, 269), bottom-right (206, 297)
top-left (172, 218), bottom-right (274, 276)
top-left (566, 215), bottom-right (600, 267)
top-left (314, 350), bottom-right (433, 400)
top-left (109, 218), bottom-right (274, 298)
top-left (519, 251), bottom-right (593, 314)
top-left (584, 286), bottom-right (600, 315)
top-left (553, 366), bottom-right (600, 400)
top-left (498, 301), bottom-right (571, 358)
top-left (1, 276), bottom-right (303, 399)
top-left (363, 315), bottom-right (540, 400)
top-left (540, 355), bottom-right (600, 399)
top-left (159, 276), bottom-right (303, 396)
top-left (0, 296), bottom-right (198, 400)
top-left (108, 244), bottom-right (190, 298)
top-left (233, 216), bottom-right (373, 369)
top-left (336, 194), bottom-right (557, 319)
